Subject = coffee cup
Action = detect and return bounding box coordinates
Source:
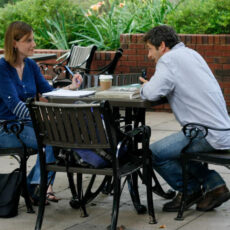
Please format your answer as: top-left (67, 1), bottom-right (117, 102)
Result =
top-left (99, 75), bottom-right (113, 90)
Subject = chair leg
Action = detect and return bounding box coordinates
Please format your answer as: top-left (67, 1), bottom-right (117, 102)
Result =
top-left (145, 154), bottom-right (157, 224)
top-left (151, 170), bottom-right (176, 199)
top-left (35, 150), bottom-right (48, 230)
top-left (77, 173), bottom-right (88, 217)
top-left (67, 172), bottom-right (80, 209)
top-left (110, 177), bottom-right (121, 230)
top-left (20, 154), bottom-right (34, 213)
top-left (127, 172), bottom-right (147, 214)
top-left (175, 157), bottom-right (188, 221)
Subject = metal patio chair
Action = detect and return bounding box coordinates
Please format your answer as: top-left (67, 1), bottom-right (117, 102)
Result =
top-left (176, 123), bottom-right (230, 220)
top-left (27, 99), bottom-right (156, 230)
top-left (0, 120), bottom-right (36, 214)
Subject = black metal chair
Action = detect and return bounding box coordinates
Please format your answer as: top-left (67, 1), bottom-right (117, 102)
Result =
top-left (0, 120), bottom-right (36, 214)
top-left (79, 48), bottom-right (124, 89)
top-left (176, 123), bottom-right (230, 220)
top-left (27, 99), bottom-right (156, 230)
top-left (40, 44), bottom-right (97, 88)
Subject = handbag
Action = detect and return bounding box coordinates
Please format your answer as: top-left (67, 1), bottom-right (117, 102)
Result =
top-left (0, 168), bottom-right (22, 218)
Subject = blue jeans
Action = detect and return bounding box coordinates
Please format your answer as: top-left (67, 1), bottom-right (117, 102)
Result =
top-left (150, 131), bottom-right (225, 194)
top-left (0, 121), bottom-right (56, 196)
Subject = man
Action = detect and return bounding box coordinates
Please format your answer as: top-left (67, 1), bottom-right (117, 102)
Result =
top-left (139, 25), bottom-right (230, 212)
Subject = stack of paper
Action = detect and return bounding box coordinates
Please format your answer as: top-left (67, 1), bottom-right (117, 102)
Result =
top-left (95, 84), bottom-right (141, 99)
top-left (42, 89), bottom-right (96, 98)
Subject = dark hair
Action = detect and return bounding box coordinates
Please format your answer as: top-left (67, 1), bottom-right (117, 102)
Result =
top-left (4, 21), bottom-right (33, 66)
top-left (143, 25), bottom-right (180, 49)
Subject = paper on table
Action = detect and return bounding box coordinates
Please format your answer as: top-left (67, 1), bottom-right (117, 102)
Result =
top-left (42, 89), bottom-right (96, 97)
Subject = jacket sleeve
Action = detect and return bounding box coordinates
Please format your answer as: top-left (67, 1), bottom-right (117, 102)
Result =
top-left (0, 71), bottom-right (30, 119)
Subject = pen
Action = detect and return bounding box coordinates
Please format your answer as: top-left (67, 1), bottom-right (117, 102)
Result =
top-left (65, 65), bottom-right (80, 84)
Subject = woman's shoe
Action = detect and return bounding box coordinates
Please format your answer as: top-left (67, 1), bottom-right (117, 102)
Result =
top-left (46, 192), bottom-right (61, 203)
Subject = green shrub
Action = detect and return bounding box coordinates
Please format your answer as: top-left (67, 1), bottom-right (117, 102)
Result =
top-left (69, 0), bottom-right (179, 50)
top-left (0, 0), bottom-right (81, 48)
top-left (166, 0), bottom-right (230, 34)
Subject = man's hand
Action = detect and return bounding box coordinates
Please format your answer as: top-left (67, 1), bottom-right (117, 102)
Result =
top-left (139, 76), bottom-right (148, 85)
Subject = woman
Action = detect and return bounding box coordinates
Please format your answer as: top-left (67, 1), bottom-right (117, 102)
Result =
top-left (0, 21), bottom-right (82, 204)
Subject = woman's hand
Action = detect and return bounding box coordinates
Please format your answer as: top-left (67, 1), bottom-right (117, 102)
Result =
top-left (66, 73), bottom-right (83, 90)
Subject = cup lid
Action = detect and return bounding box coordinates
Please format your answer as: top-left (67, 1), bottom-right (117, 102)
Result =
top-left (99, 75), bottom-right (113, 80)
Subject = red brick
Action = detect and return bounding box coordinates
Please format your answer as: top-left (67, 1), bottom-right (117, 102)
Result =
top-left (191, 35), bottom-right (197, 44)
top-left (129, 44), bottom-right (145, 49)
top-left (120, 55), bottom-right (128, 61)
top-left (214, 57), bottom-right (230, 64)
top-left (205, 51), bottom-right (223, 56)
top-left (117, 66), bottom-right (130, 73)
top-left (196, 45), bottom-right (214, 51)
top-left (205, 57), bottom-right (214, 63)
top-left (179, 34), bottom-right (186, 43)
top-left (123, 49), bottom-right (136, 55)
top-left (223, 64), bottom-right (230, 70)
top-left (137, 49), bottom-right (148, 55)
top-left (196, 35), bottom-right (203, 44)
top-left (121, 61), bottom-right (137, 66)
top-left (224, 88), bottom-right (230, 94)
top-left (131, 35), bottom-right (137, 43)
top-left (214, 36), bottom-right (220, 44)
top-left (138, 62), bottom-right (153, 67)
top-left (95, 53), bottom-right (101, 60)
top-left (208, 35), bottom-right (214, 44)
top-left (136, 34), bottom-right (144, 43)
top-left (209, 63), bottom-right (223, 70)
top-left (121, 44), bottom-right (128, 49)
top-left (219, 35), bottom-right (227, 44)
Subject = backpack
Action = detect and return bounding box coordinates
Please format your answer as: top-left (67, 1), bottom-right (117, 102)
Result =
top-left (72, 145), bottom-right (128, 168)
top-left (0, 168), bottom-right (22, 218)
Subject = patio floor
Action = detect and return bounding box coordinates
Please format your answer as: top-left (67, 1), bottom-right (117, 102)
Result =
top-left (0, 111), bottom-right (230, 230)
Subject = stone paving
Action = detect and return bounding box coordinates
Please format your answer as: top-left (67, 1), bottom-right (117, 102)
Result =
top-left (0, 112), bottom-right (230, 230)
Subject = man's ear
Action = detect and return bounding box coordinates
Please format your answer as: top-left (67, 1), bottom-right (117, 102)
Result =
top-left (159, 41), bottom-right (166, 52)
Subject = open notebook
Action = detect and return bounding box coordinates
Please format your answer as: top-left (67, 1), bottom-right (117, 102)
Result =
top-left (95, 84), bottom-right (141, 99)
top-left (42, 89), bottom-right (96, 98)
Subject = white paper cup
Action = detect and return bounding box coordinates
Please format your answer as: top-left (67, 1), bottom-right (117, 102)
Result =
top-left (99, 75), bottom-right (113, 90)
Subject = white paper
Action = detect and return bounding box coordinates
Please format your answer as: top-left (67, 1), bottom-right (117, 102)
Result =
top-left (42, 89), bottom-right (96, 98)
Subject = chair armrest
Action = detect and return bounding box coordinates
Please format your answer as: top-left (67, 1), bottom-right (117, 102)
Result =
top-left (182, 123), bottom-right (230, 140)
top-left (115, 125), bottom-right (151, 163)
top-left (0, 120), bottom-right (30, 136)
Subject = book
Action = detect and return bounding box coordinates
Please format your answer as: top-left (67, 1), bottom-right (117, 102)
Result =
top-left (95, 84), bottom-right (141, 99)
top-left (42, 89), bottom-right (96, 98)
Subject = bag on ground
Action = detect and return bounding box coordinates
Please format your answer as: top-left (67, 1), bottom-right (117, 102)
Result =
top-left (0, 168), bottom-right (22, 218)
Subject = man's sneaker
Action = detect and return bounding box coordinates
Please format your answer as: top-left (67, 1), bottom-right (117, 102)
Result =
top-left (196, 185), bottom-right (230, 211)
top-left (163, 190), bottom-right (203, 212)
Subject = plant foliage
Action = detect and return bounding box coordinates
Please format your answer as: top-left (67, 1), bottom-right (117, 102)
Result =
top-left (166, 0), bottom-right (230, 34)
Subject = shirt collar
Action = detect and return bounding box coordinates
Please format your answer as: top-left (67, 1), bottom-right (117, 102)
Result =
top-left (171, 42), bottom-right (185, 51)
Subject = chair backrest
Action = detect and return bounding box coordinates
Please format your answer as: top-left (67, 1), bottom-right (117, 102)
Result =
top-left (113, 73), bottom-right (141, 86)
top-left (67, 45), bottom-right (97, 72)
top-left (27, 100), bottom-right (117, 153)
top-left (82, 72), bottom-right (143, 88)
top-left (97, 48), bottom-right (123, 75)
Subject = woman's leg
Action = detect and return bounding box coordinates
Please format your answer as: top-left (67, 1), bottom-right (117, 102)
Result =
top-left (0, 123), bottom-right (57, 198)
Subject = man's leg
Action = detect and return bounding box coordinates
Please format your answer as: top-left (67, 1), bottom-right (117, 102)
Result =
top-left (150, 130), bottom-right (227, 211)
top-left (150, 131), bottom-right (201, 194)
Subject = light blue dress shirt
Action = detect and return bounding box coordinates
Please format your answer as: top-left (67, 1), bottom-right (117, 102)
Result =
top-left (141, 42), bottom-right (230, 149)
